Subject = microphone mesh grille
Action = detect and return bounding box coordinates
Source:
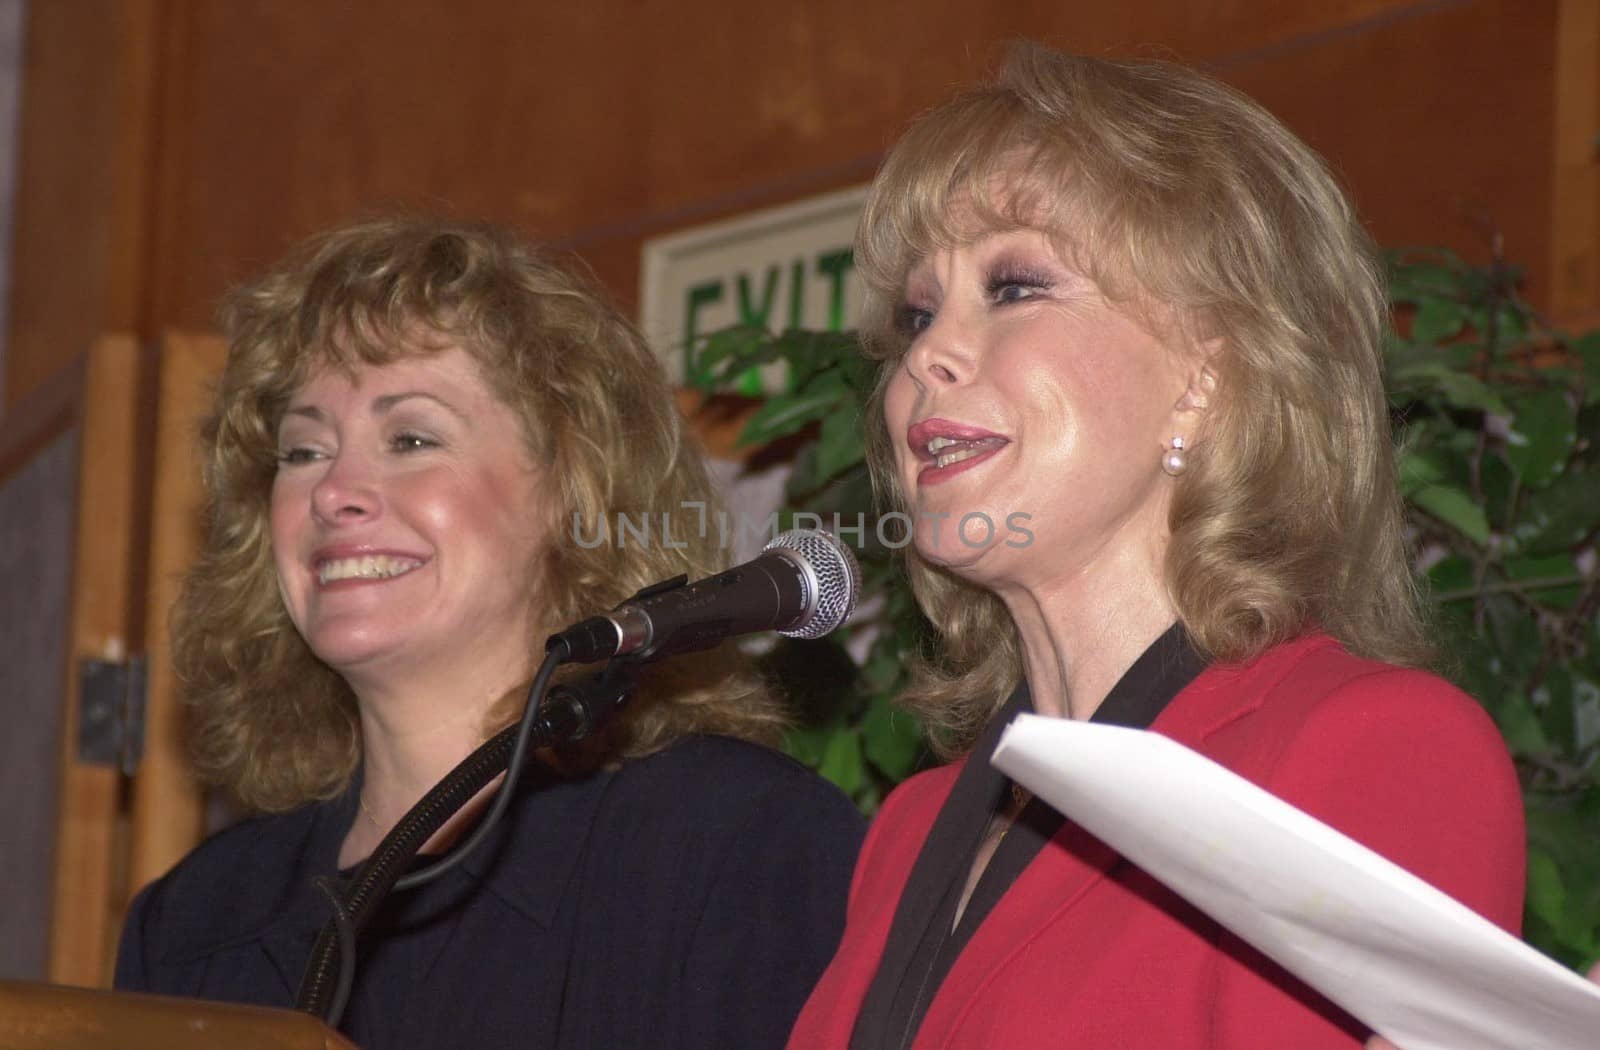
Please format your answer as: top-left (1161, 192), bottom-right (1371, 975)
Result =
top-left (766, 529), bottom-right (861, 639)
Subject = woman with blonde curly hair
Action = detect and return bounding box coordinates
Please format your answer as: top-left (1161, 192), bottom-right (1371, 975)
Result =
top-left (787, 44), bottom-right (1523, 1049)
top-left (114, 217), bottom-right (862, 1049)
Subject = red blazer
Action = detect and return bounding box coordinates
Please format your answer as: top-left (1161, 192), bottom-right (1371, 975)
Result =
top-left (788, 634), bottom-right (1526, 1049)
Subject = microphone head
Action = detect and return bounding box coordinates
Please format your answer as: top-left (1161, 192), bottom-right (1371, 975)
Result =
top-left (764, 528), bottom-right (861, 640)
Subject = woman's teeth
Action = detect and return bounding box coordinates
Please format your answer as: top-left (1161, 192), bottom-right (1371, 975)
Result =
top-left (937, 447), bottom-right (986, 468)
top-left (318, 555), bottom-right (422, 585)
top-left (925, 435), bottom-right (1005, 468)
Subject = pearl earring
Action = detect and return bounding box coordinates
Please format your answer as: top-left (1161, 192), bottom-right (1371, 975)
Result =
top-left (1162, 436), bottom-right (1187, 477)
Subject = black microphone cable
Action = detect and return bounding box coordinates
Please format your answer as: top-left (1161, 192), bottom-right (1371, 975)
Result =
top-left (296, 643), bottom-right (636, 1027)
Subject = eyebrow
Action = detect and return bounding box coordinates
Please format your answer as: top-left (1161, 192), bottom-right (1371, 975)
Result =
top-left (371, 391), bottom-right (470, 422)
top-left (281, 391), bottom-right (471, 427)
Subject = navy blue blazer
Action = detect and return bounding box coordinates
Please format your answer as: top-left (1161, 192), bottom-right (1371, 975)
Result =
top-left (116, 734), bottom-right (865, 1050)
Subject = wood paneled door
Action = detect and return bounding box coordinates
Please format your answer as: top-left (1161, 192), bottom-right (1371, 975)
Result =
top-left (0, 332), bottom-right (225, 987)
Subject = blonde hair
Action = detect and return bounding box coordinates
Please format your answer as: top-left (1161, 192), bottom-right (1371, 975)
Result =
top-left (858, 43), bottom-right (1430, 753)
top-left (175, 218), bottom-right (782, 811)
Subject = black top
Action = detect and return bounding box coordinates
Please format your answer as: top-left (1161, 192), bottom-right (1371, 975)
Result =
top-left (116, 734), bottom-right (865, 1050)
top-left (851, 624), bottom-right (1206, 1050)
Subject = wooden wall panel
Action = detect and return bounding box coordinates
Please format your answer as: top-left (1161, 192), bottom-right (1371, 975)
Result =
top-left (49, 336), bottom-right (145, 988)
top-left (1552, 0), bottom-right (1600, 325)
top-left (124, 333), bottom-right (223, 894)
top-left (5, 1), bottom-right (158, 408)
top-left (5, 0), bottom-right (1583, 399)
top-left (1225, 0), bottom-right (1557, 297)
top-left (126, 0), bottom-right (1562, 348)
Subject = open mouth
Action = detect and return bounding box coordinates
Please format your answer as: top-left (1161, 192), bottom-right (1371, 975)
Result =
top-left (924, 434), bottom-right (1009, 469)
top-left (907, 419), bottom-right (1010, 482)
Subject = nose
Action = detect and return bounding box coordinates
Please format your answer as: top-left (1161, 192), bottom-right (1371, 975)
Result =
top-left (310, 451), bottom-right (381, 526)
top-left (902, 303), bottom-right (975, 389)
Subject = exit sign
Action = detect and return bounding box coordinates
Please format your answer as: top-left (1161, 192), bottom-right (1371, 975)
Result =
top-left (639, 185), bottom-right (867, 391)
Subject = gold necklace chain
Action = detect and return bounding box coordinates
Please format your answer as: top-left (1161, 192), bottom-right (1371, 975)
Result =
top-left (358, 793), bottom-right (386, 833)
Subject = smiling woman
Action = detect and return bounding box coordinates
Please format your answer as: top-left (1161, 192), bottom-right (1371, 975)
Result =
top-left (113, 218), bottom-right (864, 1050)
top-left (786, 43), bottom-right (1525, 1050)
top-left (269, 350), bottom-right (550, 761)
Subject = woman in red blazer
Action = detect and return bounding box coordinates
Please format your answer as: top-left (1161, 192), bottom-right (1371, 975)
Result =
top-left (786, 43), bottom-right (1525, 1049)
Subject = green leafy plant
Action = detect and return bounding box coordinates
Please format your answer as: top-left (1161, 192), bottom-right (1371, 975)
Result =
top-left (1387, 248), bottom-right (1600, 970)
top-left (690, 250), bottom-right (1600, 968)
top-left (690, 327), bottom-right (931, 814)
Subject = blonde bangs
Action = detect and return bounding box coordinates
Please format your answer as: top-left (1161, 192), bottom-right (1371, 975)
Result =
top-left (856, 92), bottom-right (1093, 347)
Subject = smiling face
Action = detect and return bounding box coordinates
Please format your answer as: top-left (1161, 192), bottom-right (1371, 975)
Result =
top-left (270, 347), bottom-right (548, 696)
top-left (882, 228), bottom-right (1204, 594)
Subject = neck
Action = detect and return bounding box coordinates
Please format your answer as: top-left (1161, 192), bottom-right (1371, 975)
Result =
top-left (339, 653), bottom-right (530, 848)
top-left (992, 537), bottom-right (1176, 722)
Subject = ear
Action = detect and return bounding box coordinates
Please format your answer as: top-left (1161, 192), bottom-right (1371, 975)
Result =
top-left (1171, 337), bottom-right (1221, 435)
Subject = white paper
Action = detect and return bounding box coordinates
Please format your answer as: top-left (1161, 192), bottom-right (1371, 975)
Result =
top-left (990, 714), bottom-right (1600, 1050)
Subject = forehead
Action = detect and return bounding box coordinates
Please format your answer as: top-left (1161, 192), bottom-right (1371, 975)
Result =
top-left (288, 345), bottom-right (494, 403)
top-left (904, 226), bottom-right (1070, 275)
top-left (274, 346), bottom-right (538, 450)
top-left (889, 168), bottom-right (1091, 276)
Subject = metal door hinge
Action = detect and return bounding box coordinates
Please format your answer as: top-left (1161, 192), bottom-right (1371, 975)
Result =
top-left (78, 656), bottom-right (146, 774)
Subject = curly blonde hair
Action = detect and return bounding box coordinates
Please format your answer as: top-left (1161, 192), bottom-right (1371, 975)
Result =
top-left (174, 218), bottom-right (782, 811)
top-left (857, 43), bottom-right (1431, 753)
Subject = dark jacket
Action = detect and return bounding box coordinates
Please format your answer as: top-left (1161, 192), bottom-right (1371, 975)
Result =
top-left (117, 734), bottom-right (865, 1050)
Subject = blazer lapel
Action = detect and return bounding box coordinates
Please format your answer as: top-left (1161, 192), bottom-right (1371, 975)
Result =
top-left (915, 815), bottom-right (1123, 1043)
top-left (911, 645), bottom-right (1297, 1044)
top-left (258, 784), bottom-right (364, 1002)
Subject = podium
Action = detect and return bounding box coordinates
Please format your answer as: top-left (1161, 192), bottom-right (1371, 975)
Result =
top-left (0, 981), bottom-right (358, 1049)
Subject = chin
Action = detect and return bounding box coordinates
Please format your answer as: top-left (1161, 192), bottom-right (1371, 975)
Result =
top-left (913, 534), bottom-right (1002, 580)
top-left (305, 630), bottom-right (408, 678)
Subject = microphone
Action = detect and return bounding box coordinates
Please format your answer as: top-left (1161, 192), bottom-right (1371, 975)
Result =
top-left (549, 528), bottom-right (861, 664)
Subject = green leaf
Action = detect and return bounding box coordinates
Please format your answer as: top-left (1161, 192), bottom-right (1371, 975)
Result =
top-left (737, 390), bottom-right (839, 446)
top-left (862, 693), bottom-right (924, 780)
top-left (1411, 299), bottom-right (1468, 344)
top-left (862, 640), bottom-right (903, 693)
top-left (1397, 448), bottom-right (1447, 496)
top-left (1483, 595), bottom-right (1543, 679)
top-left (775, 329), bottom-right (861, 391)
top-left (1387, 337), bottom-right (1479, 377)
top-left (814, 402), bottom-right (865, 482)
top-left (1505, 390), bottom-right (1576, 488)
top-left (818, 729), bottom-right (866, 795)
top-left (1390, 362), bottom-right (1512, 416)
top-left (784, 440), bottom-right (822, 495)
top-left (1424, 555), bottom-right (1474, 596)
top-left (1525, 795), bottom-right (1600, 965)
top-left (1493, 693), bottom-right (1551, 756)
top-left (1408, 484), bottom-right (1491, 544)
top-left (1385, 251), bottom-right (1465, 302)
top-left (690, 324), bottom-right (781, 389)
top-left (1444, 631), bottom-right (1506, 707)
top-left (782, 724), bottom-right (833, 768)
top-left (1574, 674), bottom-right (1600, 751)
top-left (794, 362), bottom-right (849, 399)
top-left (1573, 331), bottom-right (1600, 406)
top-left (692, 324), bottom-right (761, 373)
top-left (1528, 850), bottom-right (1568, 932)
top-left (1502, 553), bottom-right (1583, 609)
top-left (1535, 668), bottom-right (1579, 755)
